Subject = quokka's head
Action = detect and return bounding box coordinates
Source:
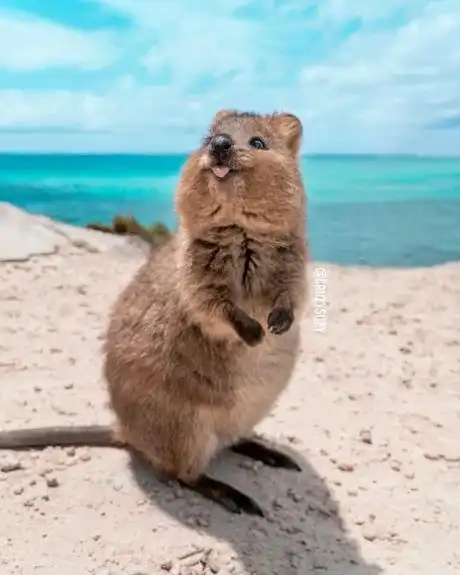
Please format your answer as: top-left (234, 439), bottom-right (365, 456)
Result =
top-left (176, 109), bottom-right (306, 236)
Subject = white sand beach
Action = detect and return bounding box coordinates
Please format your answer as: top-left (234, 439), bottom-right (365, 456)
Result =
top-left (0, 202), bottom-right (459, 575)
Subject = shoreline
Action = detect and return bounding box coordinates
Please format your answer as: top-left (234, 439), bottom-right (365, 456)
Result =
top-left (2, 201), bottom-right (460, 270)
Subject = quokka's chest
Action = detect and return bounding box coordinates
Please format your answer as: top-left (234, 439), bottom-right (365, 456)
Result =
top-left (225, 239), bottom-right (275, 296)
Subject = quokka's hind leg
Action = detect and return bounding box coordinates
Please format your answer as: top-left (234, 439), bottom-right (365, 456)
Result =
top-left (231, 437), bottom-right (302, 471)
top-left (134, 427), bottom-right (265, 516)
top-left (173, 434), bottom-right (265, 516)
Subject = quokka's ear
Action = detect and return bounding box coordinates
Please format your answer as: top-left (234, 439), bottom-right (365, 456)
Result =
top-left (271, 112), bottom-right (303, 155)
top-left (211, 109), bottom-right (239, 128)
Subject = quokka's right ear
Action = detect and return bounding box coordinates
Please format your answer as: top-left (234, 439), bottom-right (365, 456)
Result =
top-left (211, 109), bottom-right (237, 126)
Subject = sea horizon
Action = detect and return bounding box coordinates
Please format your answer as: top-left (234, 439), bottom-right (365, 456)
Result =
top-left (1, 151), bottom-right (460, 159)
top-left (1, 152), bottom-right (459, 268)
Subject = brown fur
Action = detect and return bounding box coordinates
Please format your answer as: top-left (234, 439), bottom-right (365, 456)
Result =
top-left (0, 110), bottom-right (309, 513)
top-left (103, 110), bottom-right (309, 482)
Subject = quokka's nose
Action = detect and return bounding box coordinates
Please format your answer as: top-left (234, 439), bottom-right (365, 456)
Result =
top-left (209, 133), bottom-right (233, 163)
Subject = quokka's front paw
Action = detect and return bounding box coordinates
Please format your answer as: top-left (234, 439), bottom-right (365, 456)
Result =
top-left (267, 307), bottom-right (294, 335)
top-left (235, 316), bottom-right (265, 346)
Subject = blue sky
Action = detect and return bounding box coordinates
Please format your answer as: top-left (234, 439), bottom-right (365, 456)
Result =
top-left (0, 0), bottom-right (459, 154)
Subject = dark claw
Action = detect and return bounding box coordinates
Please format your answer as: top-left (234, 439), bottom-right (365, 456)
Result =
top-left (231, 439), bottom-right (302, 471)
top-left (179, 475), bottom-right (264, 516)
top-left (267, 307), bottom-right (294, 335)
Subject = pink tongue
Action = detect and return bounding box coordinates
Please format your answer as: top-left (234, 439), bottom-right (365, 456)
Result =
top-left (211, 165), bottom-right (230, 179)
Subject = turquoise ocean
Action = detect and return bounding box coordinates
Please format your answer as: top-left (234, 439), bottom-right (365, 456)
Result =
top-left (0, 153), bottom-right (459, 267)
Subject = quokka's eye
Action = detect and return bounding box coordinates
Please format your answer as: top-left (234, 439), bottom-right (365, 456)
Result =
top-left (248, 137), bottom-right (267, 150)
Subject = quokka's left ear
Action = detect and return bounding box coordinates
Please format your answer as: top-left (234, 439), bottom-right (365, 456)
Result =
top-left (271, 112), bottom-right (303, 156)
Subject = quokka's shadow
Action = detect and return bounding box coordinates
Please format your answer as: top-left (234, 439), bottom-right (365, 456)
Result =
top-left (128, 438), bottom-right (383, 575)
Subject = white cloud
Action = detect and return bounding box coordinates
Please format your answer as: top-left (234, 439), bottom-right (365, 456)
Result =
top-left (0, 90), bottom-right (109, 131)
top-left (296, 0), bottom-right (460, 150)
top-left (0, 0), bottom-right (460, 153)
top-left (0, 10), bottom-right (118, 71)
top-left (88, 0), bottom-right (460, 153)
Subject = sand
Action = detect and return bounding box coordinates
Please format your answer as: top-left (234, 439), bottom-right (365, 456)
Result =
top-left (0, 203), bottom-right (459, 575)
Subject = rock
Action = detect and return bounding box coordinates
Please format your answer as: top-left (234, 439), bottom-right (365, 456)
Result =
top-left (359, 429), bottom-right (372, 444)
top-left (0, 202), bottom-right (147, 263)
top-left (1, 456), bottom-right (22, 472)
top-left (424, 452), bottom-right (440, 461)
top-left (287, 488), bottom-right (304, 503)
top-left (45, 475), bottom-right (59, 488)
top-left (337, 461), bottom-right (355, 472)
top-left (363, 529), bottom-right (377, 542)
top-left (399, 346), bottom-right (412, 355)
top-left (195, 517), bottom-right (210, 528)
top-left (206, 550), bottom-right (223, 573)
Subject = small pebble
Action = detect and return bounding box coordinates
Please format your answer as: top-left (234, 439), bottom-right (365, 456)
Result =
top-left (39, 466), bottom-right (55, 478)
top-left (337, 462), bottom-right (355, 472)
top-left (424, 452), bottom-right (440, 461)
top-left (45, 475), bottom-right (59, 488)
top-left (282, 524), bottom-right (303, 535)
top-left (206, 550), bottom-right (222, 573)
top-left (390, 460), bottom-right (401, 472)
top-left (111, 480), bottom-right (124, 492)
top-left (238, 459), bottom-right (254, 470)
top-left (1, 457), bottom-right (22, 473)
top-left (196, 517), bottom-right (209, 528)
top-left (399, 346), bottom-right (411, 355)
top-left (363, 529), bottom-right (377, 542)
top-left (286, 435), bottom-right (301, 444)
top-left (312, 557), bottom-right (326, 570)
top-left (287, 489), bottom-right (304, 503)
top-left (359, 429), bottom-right (372, 444)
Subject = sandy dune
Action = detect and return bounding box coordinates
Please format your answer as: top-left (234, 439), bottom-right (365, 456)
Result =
top-left (0, 203), bottom-right (459, 574)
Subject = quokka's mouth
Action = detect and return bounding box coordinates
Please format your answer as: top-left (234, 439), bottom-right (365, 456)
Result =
top-left (211, 165), bottom-right (230, 179)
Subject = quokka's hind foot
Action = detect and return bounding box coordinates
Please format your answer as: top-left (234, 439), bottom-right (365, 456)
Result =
top-left (178, 474), bottom-right (264, 516)
top-left (231, 438), bottom-right (302, 471)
